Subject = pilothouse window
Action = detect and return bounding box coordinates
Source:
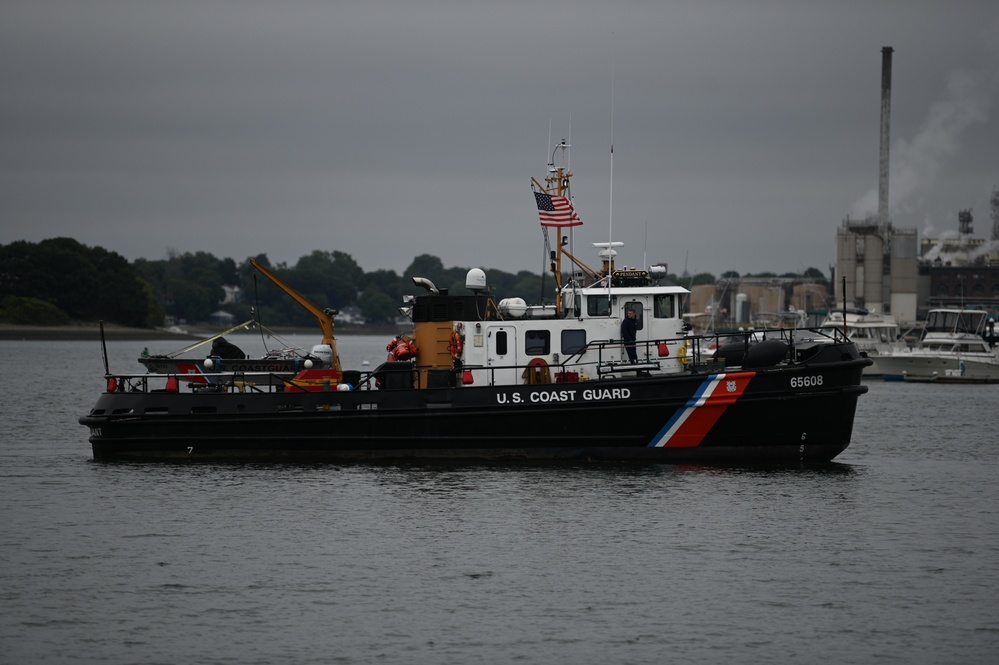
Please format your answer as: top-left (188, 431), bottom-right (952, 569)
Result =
top-left (654, 294), bottom-right (675, 319)
top-left (587, 296), bottom-right (610, 317)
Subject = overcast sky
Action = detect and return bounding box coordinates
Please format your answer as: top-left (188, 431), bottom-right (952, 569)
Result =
top-left (2, 1), bottom-right (997, 281)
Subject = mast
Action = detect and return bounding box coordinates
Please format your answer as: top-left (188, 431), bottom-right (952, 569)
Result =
top-left (531, 137), bottom-right (603, 316)
top-left (532, 139), bottom-right (573, 316)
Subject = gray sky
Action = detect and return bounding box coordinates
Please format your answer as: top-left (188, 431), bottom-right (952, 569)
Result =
top-left (2, 1), bottom-right (997, 280)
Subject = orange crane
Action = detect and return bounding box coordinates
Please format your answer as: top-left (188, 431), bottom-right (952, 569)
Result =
top-left (248, 258), bottom-right (342, 373)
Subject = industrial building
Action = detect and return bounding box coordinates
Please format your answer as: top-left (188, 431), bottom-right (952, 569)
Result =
top-left (832, 47), bottom-right (998, 324)
top-left (692, 48), bottom-right (998, 331)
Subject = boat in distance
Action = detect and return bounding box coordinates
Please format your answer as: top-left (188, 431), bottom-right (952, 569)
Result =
top-left (819, 307), bottom-right (907, 377)
top-left (877, 308), bottom-right (999, 383)
top-left (80, 141), bottom-right (871, 464)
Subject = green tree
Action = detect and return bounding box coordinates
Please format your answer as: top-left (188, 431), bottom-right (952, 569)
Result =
top-left (134, 250), bottom-right (231, 324)
top-left (511, 273), bottom-right (545, 302)
top-left (0, 295), bottom-right (69, 325)
top-left (139, 280), bottom-right (166, 327)
top-left (0, 238), bottom-right (149, 326)
top-left (364, 269), bottom-right (405, 301)
top-left (91, 246), bottom-right (150, 326)
top-left (290, 250), bottom-right (361, 310)
top-left (358, 285), bottom-right (399, 324)
top-left (404, 254), bottom-right (447, 286)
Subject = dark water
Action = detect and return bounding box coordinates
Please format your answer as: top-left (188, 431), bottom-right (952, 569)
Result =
top-left (2, 335), bottom-right (998, 664)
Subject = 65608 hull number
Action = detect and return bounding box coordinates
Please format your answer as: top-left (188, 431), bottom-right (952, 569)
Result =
top-left (790, 375), bottom-right (824, 388)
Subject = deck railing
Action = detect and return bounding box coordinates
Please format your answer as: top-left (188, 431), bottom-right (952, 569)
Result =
top-left (99, 326), bottom-right (851, 395)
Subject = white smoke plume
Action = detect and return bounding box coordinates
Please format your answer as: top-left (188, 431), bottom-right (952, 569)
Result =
top-left (852, 69), bottom-right (990, 220)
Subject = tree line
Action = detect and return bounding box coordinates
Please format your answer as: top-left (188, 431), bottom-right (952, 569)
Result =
top-left (132, 248), bottom-right (563, 329)
top-left (0, 239), bottom-right (585, 328)
top-left (0, 238), bottom-right (158, 326)
top-left (0, 238), bottom-right (827, 328)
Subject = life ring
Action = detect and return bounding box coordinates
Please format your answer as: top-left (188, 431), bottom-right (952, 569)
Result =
top-left (522, 357), bottom-right (551, 385)
top-left (677, 345), bottom-right (688, 365)
top-left (449, 330), bottom-right (464, 360)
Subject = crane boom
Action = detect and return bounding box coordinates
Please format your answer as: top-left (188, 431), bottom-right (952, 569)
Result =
top-left (248, 258), bottom-right (341, 373)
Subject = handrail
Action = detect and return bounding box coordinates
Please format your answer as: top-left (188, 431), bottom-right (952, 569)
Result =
top-left (103, 325), bottom-right (854, 396)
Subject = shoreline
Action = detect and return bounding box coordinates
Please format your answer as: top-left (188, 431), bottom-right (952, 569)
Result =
top-left (0, 323), bottom-right (196, 341)
top-left (0, 323), bottom-right (404, 341)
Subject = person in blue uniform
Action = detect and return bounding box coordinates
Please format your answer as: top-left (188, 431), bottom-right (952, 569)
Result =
top-left (621, 308), bottom-right (638, 363)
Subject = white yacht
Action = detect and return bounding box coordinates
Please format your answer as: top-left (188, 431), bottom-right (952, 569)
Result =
top-left (820, 308), bottom-right (908, 377)
top-left (875, 309), bottom-right (999, 383)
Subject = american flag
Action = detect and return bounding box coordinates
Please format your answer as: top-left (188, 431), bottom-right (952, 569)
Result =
top-left (534, 192), bottom-right (582, 227)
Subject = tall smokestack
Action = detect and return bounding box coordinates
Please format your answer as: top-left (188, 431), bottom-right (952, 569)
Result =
top-left (991, 189), bottom-right (999, 241)
top-left (878, 46), bottom-right (893, 227)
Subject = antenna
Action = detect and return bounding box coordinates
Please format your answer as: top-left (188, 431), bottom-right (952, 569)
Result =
top-left (547, 117), bottom-right (552, 166)
top-left (608, 51), bottom-right (615, 262)
top-left (644, 221), bottom-right (648, 270)
top-left (606, 45), bottom-right (615, 313)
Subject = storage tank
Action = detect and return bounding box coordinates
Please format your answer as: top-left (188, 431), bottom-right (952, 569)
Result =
top-left (735, 293), bottom-right (750, 324)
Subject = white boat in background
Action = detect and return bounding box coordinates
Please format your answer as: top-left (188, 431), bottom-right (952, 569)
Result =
top-left (875, 309), bottom-right (999, 383)
top-left (820, 308), bottom-right (908, 377)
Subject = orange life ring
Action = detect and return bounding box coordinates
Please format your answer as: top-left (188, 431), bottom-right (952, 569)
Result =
top-left (522, 357), bottom-right (551, 385)
top-left (449, 330), bottom-right (464, 360)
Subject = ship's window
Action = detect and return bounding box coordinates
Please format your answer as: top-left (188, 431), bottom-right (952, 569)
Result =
top-left (525, 330), bottom-right (550, 355)
top-left (496, 330), bottom-right (508, 355)
top-left (653, 294), bottom-right (675, 319)
top-left (561, 329), bottom-right (586, 355)
top-left (624, 302), bottom-right (644, 331)
top-left (587, 296), bottom-right (610, 316)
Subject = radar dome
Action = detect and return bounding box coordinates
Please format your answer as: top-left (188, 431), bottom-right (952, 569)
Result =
top-left (466, 268), bottom-right (487, 292)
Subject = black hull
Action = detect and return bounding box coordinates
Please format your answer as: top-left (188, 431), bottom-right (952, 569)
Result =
top-left (82, 359), bottom-right (869, 464)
